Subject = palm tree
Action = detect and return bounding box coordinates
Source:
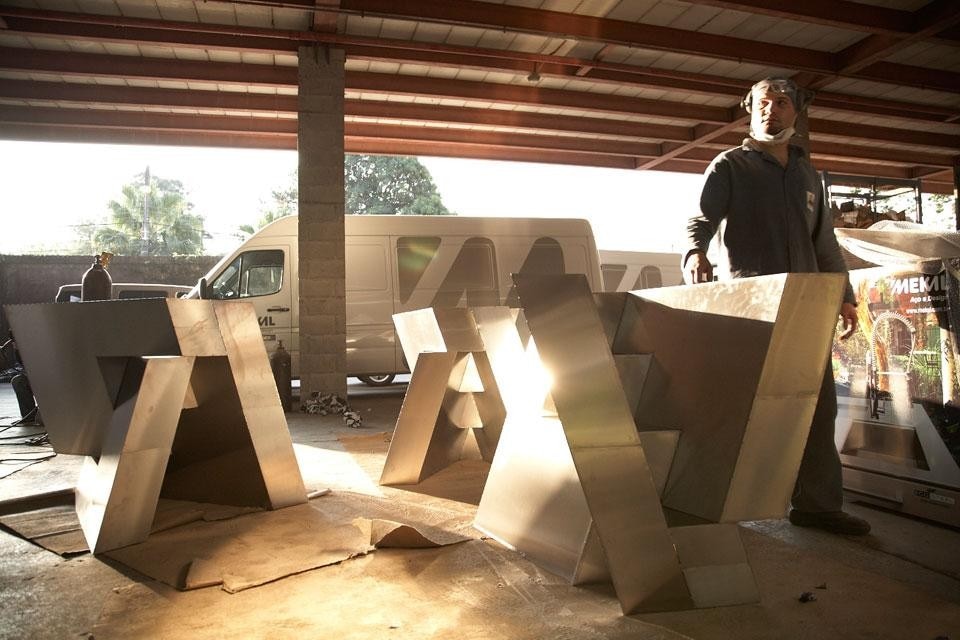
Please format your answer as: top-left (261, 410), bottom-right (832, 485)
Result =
top-left (94, 170), bottom-right (207, 256)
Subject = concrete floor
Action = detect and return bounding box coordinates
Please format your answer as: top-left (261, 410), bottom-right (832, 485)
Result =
top-left (0, 381), bottom-right (958, 640)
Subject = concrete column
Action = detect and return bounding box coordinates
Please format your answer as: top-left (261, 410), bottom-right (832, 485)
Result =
top-left (298, 44), bottom-right (346, 400)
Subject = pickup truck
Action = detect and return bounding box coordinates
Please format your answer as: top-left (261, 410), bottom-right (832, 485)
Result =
top-left (55, 283), bottom-right (192, 302)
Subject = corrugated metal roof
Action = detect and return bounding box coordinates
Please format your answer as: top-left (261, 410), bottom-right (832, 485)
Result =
top-left (0, 0), bottom-right (957, 191)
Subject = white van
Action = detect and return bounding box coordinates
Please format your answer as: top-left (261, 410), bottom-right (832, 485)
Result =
top-left (598, 249), bottom-right (683, 292)
top-left (191, 215), bottom-right (602, 384)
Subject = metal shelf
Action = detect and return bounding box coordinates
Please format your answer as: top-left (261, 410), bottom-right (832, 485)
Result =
top-left (823, 171), bottom-right (923, 225)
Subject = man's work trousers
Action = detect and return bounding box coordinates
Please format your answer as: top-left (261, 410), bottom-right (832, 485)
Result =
top-left (791, 363), bottom-right (844, 513)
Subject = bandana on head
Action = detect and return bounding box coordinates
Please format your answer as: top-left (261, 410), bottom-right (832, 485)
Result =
top-left (742, 77), bottom-right (813, 144)
top-left (741, 77), bottom-right (815, 114)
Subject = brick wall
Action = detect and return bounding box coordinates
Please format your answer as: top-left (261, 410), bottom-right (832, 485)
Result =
top-left (0, 254), bottom-right (221, 338)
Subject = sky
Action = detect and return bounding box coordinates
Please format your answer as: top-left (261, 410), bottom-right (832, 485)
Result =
top-left (0, 140), bottom-right (704, 257)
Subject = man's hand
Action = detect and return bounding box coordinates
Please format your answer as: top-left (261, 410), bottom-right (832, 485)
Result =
top-left (684, 251), bottom-right (713, 284)
top-left (839, 302), bottom-right (858, 340)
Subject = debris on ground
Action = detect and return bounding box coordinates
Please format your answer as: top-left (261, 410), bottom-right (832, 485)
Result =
top-left (301, 393), bottom-right (363, 428)
top-left (798, 591), bottom-right (817, 603)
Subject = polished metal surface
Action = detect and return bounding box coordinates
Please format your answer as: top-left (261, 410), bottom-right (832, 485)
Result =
top-left (75, 356), bottom-right (195, 552)
top-left (620, 273), bottom-right (846, 522)
top-left (484, 274), bottom-right (691, 614)
top-left (4, 299), bottom-right (306, 553)
top-left (382, 307), bottom-right (506, 485)
top-left (387, 272), bottom-right (844, 613)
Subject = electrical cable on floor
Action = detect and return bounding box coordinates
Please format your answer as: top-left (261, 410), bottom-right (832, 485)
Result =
top-left (1, 452), bottom-right (55, 465)
top-left (0, 428), bottom-right (47, 441)
top-left (0, 427), bottom-right (47, 440)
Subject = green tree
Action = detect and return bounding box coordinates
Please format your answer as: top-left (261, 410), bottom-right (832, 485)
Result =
top-left (344, 155), bottom-right (452, 215)
top-left (245, 155), bottom-right (453, 234)
top-left (86, 170), bottom-right (207, 256)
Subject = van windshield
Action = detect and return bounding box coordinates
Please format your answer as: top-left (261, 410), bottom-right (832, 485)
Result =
top-left (210, 249), bottom-right (284, 299)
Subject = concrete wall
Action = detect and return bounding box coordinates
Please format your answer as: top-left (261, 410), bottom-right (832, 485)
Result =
top-left (0, 254), bottom-right (220, 338)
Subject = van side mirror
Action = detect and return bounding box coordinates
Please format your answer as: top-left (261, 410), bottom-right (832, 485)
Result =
top-left (197, 277), bottom-right (209, 300)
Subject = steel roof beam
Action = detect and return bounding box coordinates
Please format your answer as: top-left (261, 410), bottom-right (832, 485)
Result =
top-left (1, 66), bottom-right (956, 153)
top-left (1, 118), bottom-right (954, 193)
top-left (0, 79), bottom-right (692, 141)
top-left (0, 104), bottom-right (658, 157)
top-left (3, 9), bottom-right (958, 124)
top-left (336, 0), bottom-right (960, 91)
top-left (673, 0), bottom-right (910, 35)
top-left (0, 47), bottom-right (728, 123)
top-left (6, 78), bottom-right (956, 168)
top-left (4, 5), bottom-right (959, 98)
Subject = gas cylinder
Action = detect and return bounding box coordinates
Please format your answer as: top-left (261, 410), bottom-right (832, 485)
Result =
top-left (81, 254), bottom-right (112, 301)
top-left (270, 340), bottom-right (293, 412)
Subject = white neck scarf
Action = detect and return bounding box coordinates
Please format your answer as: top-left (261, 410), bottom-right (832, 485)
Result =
top-left (749, 126), bottom-right (795, 145)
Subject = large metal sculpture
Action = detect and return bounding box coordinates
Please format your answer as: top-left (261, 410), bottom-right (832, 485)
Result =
top-left (4, 299), bottom-right (306, 553)
top-left (384, 272), bottom-right (846, 614)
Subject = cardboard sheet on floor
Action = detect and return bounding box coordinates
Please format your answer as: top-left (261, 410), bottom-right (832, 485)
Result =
top-left (106, 502), bottom-right (374, 593)
top-left (94, 539), bottom-right (694, 640)
top-left (105, 488), bottom-right (479, 593)
top-left (359, 517), bottom-right (472, 548)
top-left (92, 529), bottom-right (960, 640)
top-left (0, 497), bottom-right (263, 556)
top-left (0, 503), bottom-right (87, 555)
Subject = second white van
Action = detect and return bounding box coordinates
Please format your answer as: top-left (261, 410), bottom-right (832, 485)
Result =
top-left (192, 215), bottom-right (603, 384)
top-left (599, 249), bottom-right (683, 292)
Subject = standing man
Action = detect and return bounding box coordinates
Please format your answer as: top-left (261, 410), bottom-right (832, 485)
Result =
top-left (684, 77), bottom-right (870, 535)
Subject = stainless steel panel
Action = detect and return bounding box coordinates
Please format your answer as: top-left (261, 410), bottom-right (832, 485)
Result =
top-left (214, 302), bottom-right (305, 509)
top-left (3, 299), bottom-right (307, 553)
top-left (613, 354), bottom-right (654, 422)
top-left (380, 351), bottom-right (462, 486)
top-left (394, 307), bottom-right (484, 372)
top-left (637, 430), bottom-right (680, 497)
top-left (76, 356), bottom-right (194, 553)
top-left (383, 307), bottom-right (511, 485)
top-left (5, 299), bottom-right (180, 455)
top-left (512, 274), bottom-right (691, 614)
top-left (165, 299), bottom-right (227, 356)
top-left (619, 274), bottom-right (845, 523)
top-left (722, 397), bottom-right (815, 522)
top-left (670, 524), bottom-right (758, 608)
top-left (390, 272), bottom-right (845, 614)
top-left (474, 415), bottom-right (593, 583)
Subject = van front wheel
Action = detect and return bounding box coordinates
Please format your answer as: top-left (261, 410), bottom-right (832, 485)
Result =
top-left (358, 374), bottom-right (396, 387)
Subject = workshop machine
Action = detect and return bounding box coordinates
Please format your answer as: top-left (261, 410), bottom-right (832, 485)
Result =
top-left (833, 260), bottom-right (960, 527)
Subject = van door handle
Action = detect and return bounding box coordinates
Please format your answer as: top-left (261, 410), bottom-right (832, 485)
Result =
top-left (267, 306), bottom-right (290, 312)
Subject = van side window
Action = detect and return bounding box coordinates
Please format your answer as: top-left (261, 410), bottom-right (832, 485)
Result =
top-left (602, 264), bottom-right (627, 292)
top-left (433, 237), bottom-right (499, 307)
top-left (210, 249), bottom-right (284, 299)
top-left (635, 266), bottom-right (663, 290)
top-left (505, 237), bottom-right (566, 305)
top-left (397, 237), bottom-right (441, 303)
